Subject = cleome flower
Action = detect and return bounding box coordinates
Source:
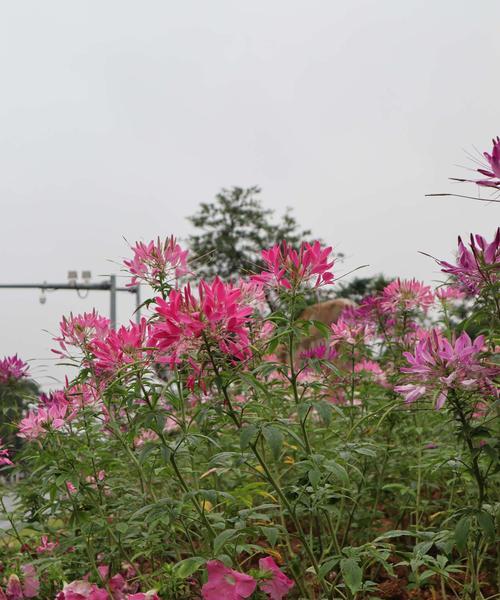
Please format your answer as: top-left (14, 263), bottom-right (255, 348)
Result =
top-left (0, 438), bottom-right (13, 466)
top-left (0, 355), bottom-right (29, 383)
top-left (380, 279), bottom-right (434, 314)
top-left (395, 329), bottom-right (497, 409)
top-left (438, 228), bottom-right (499, 294)
top-left (124, 236), bottom-right (189, 288)
top-left (54, 311), bottom-right (110, 356)
top-left (150, 278), bottom-right (254, 365)
top-left (252, 240), bottom-right (334, 290)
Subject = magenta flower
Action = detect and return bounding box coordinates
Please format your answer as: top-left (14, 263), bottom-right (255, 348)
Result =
top-left (0, 355), bottom-right (29, 384)
top-left (20, 565), bottom-right (40, 599)
top-left (471, 136), bottom-right (500, 188)
top-left (380, 279), bottom-right (434, 314)
top-left (258, 557), bottom-right (294, 599)
top-left (124, 236), bottom-right (189, 288)
top-left (435, 286), bottom-right (465, 301)
top-left (252, 240), bottom-right (334, 290)
top-left (54, 311), bottom-right (110, 356)
top-left (18, 392), bottom-right (75, 440)
top-left (438, 228), bottom-right (499, 294)
top-left (395, 329), bottom-right (497, 409)
top-left (150, 278), bottom-right (254, 365)
top-left (55, 580), bottom-right (109, 600)
top-left (36, 535), bottom-right (58, 554)
top-left (0, 438), bottom-right (13, 466)
top-left (89, 319), bottom-right (151, 376)
top-left (201, 560), bottom-right (256, 600)
top-left (5, 575), bottom-right (23, 600)
top-left (330, 318), bottom-right (373, 346)
top-left (354, 359), bottom-right (388, 386)
top-left (127, 593), bottom-right (160, 600)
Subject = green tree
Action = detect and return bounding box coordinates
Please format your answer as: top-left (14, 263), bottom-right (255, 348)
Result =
top-left (336, 274), bottom-right (392, 304)
top-left (187, 186), bottom-right (313, 281)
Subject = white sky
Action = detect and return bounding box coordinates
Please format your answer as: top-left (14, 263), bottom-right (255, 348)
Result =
top-left (1, 0), bottom-right (499, 389)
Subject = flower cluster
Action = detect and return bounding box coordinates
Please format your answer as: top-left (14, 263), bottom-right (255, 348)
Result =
top-left (0, 355), bottom-right (29, 383)
top-left (0, 565), bottom-right (39, 599)
top-left (55, 311), bottom-right (111, 356)
top-left (380, 279), bottom-right (434, 314)
top-left (252, 240), bottom-right (334, 290)
top-left (18, 391), bottom-right (75, 440)
top-left (150, 278), bottom-right (254, 366)
top-left (473, 136), bottom-right (500, 189)
top-left (438, 228), bottom-right (499, 294)
top-left (201, 557), bottom-right (294, 600)
top-left (124, 236), bottom-right (189, 288)
top-left (395, 329), bottom-right (497, 409)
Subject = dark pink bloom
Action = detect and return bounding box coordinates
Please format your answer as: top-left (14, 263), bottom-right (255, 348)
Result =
top-left (395, 329), bottom-right (498, 409)
top-left (380, 279), bottom-right (434, 314)
top-left (0, 438), bottom-right (13, 466)
top-left (438, 228), bottom-right (499, 294)
top-left (56, 580), bottom-right (109, 600)
top-left (252, 240), bottom-right (334, 290)
top-left (435, 286), bottom-right (465, 301)
top-left (36, 535), bottom-right (58, 554)
top-left (150, 278), bottom-right (254, 365)
top-left (54, 311), bottom-right (110, 356)
top-left (89, 319), bottom-right (151, 376)
top-left (5, 575), bottom-right (23, 600)
top-left (201, 560), bottom-right (256, 600)
top-left (258, 557), bottom-right (294, 599)
top-left (471, 136), bottom-right (500, 189)
top-left (0, 355), bottom-right (29, 383)
top-left (124, 236), bottom-right (189, 288)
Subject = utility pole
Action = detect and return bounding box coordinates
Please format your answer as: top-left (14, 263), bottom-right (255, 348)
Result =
top-left (0, 277), bottom-right (140, 328)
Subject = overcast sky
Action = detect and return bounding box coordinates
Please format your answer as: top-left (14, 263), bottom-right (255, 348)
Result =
top-left (1, 0), bottom-right (498, 388)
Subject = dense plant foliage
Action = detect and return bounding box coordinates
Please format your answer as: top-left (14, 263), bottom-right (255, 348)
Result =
top-left (1, 145), bottom-right (499, 600)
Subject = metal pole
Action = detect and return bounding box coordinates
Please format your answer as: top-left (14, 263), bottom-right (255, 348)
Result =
top-left (109, 275), bottom-right (117, 329)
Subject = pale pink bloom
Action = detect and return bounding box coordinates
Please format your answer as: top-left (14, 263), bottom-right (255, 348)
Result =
top-left (435, 286), bottom-right (465, 301)
top-left (56, 580), bottom-right (108, 600)
top-left (258, 557), bottom-right (294, 599)
top-left (127, 593), bottom-right (160, 600)
top-left (0, 438), bottom-right (13, 466)
top-left (0, 355), bottom-right (29, 383)
top-left (36, 535), bottom-right (58, 554)
top-left (66, 481), bottom-right (77, 495)
top-left (438, 228), bottom-right (499, 294)
top-left (124, 236), bottom-right (189, 288)
top-left (133, 430), bottom-right (159, 448)
top-left (20, 565), bottom-right (40, 599)
top-left (354, 359), bottom-right (387, 386)
top-left (54, 311), bottom-right (110, 356)
top-left (201, 560), bottom-right (256, 600)
top-left (18, 400), bottom-right (74, 440)
top-left (380, 279), bottom-right (434, 314)
top-left (89, 319), bottom-right (151, 376)
top-left (330, 319), bottom-right (372, 346)
top-left (252, 240), bottom-right (334, 290)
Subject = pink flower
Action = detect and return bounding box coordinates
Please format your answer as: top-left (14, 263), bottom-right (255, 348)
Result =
top-left (89, 319), bottom-right (151, 376)
top-left (463, 136), bottom-right (500, 189)
top-left (395, 329), bottom-right (498, 409)
top-left (150, 278), bottom-right (254, 367)
top-left (5, 575), bottom-right (23, 600)
top-left (201, 560), bottom-right (256, 600)
top-left (36, 535), bottom-right (58, 554)
top-left (0, 355), bottom-right (29, 383)
top-left (66, 481), bottom-right (77, 495)
top-left (20, 565), bottom-right (40, 599)
top-left (54, 311), bottom-right (110, 356)
top-left (252, 240), bottom-right (334, 290)
top-left (438, 228), bottom-right (499, 294)
top-left (354, 359), bottom-right (388, 386)
top-left (435, 286), bottom-right (465, 301)
top-left (380, 279), bottom-right (434, 314)
top-left (258, 557), bottom-right (294, 599)
top-left (0, 438), bottom-right (13, 466)
top-left (124, 236), bottom-right (189, 288)
top-left (330, 319), bottom-right (372, 346)
top-left (56, 580), bottom-right (109, 600)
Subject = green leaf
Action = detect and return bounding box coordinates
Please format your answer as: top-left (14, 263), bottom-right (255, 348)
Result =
top-left (240, 425), bottom-right (258, 450)
top-left (324, 460), bottom-right (349, 485)
top-left (455, 516), bottom-right (470, 553)
top-left (477, 511), bottom-right (495, 541)
top-left (174, 556), bottom-right (206, 578)
top-left (260, 526), bottom-right (279, 547)
top-left (315, 401), bottom-right (333, 426)
top-left (214, 529), bottom-right (237, 555)
top-left (262, 426), bottom-right (284, 461)
top-left (308, 468), bottom-right (321, 488)
top-left (340, 558), bottom-right (363, 595)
